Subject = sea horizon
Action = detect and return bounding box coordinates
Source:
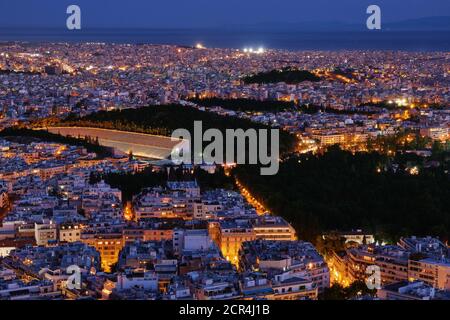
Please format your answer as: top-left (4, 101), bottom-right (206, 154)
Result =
top-left (0, 27), bottom-right (449, 52)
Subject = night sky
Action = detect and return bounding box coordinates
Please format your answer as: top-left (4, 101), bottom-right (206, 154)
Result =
top-left (0, 0), bottom-right (449, 28)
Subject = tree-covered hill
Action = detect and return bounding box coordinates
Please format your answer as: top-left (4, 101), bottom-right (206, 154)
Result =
top-left (234, 146), bottom-right (450, 243)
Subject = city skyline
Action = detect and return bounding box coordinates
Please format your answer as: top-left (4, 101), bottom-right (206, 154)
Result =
top-left (0, 0), bottom-right (449, 304)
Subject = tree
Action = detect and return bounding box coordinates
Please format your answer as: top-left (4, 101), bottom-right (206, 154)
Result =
top-left (320, 281), bottom-right (377, 300)
top-left (319, 284), bottom-right (346, 300)
top-left (432, 140), bottom-right (443, 155)
top-left (315, 232), bottom-right (346, 258)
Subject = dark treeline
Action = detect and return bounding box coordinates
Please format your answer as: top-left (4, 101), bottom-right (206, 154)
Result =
top-left (192, 166), bottom-right (235, 191)
top-left (233, 146), bottom-right (450, 244)
top-left (0, 69), bottom-right (41, 76)
top-left (319, 281), bottom-right (376, 300)
top-left (166, 166), bottom-right (235, 191)
top-left (242, 68), bottom-right (321, 84)
top-left (360, 101), bottom-right (448, 111)
top-left (189, 97), bottom-right (296, 112)
top-left (90, 167), bottom-right (167, 203)
top-left (91, 166), bottom-right (234, 203)
top-left (367, 130), bottom-right (450, 171)
top-left (366, 130), bottom-right (434, 153)
top-left (298, 104), bottom-right (377, 115)
top-left (0, 127), bottom-right (114, 158)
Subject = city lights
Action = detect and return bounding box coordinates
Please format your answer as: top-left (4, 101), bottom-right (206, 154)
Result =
top-left (242, 47), bottom-right (265, 54)
top-left (0, 7), bottom-right (448, 305)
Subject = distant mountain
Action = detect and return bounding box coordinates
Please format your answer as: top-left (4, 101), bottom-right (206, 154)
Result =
top-left (384, 16), bottom-right (450, 31)
top-left (223, 16), bottom-right (450, 32)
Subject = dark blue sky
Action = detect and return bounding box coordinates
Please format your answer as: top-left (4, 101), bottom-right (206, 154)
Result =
top-left (0, 0), bottom-right (449, 28)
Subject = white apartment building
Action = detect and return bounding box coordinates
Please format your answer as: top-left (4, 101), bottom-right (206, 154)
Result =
top-left (173, 229), bottom-right (214, 254)
top-left (59, 223), bottom-right (82, 243)
top-left (35, 220), bottom-right (57, 246)
top-left (116, 270), bottom-right (158, 292)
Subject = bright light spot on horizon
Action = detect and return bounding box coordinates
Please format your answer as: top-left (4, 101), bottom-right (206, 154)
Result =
top-left (243, 47), bottom-right (265, 54)
top-left (195, 43), bottom-right (206, 49)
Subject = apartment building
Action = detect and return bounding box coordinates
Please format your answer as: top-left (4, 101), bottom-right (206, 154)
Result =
top-left (173, 229), bottom-right (214, 254)
top-left (0, 187), bottom-right (8, 209)
top-left (252, 215), bottom-right (296, 241)
top-left (378, 280), bottom-right (450, 300)
top-left (346, 245), bottom-right (409, 285)
top-left (34, 220), bottom-right (57, 246)
top-left (209, 221), bottom-right (256, 266)
top-left (239, 240), bottom-right (330, 293)
top-left (271, 276), bottom-right (318, 300)
top-left (59, 223), bottom-right (82, 243)
top-left (81, 232), bottom-right (124, 272)
top-left (408, 258), bottom-right (450, 290)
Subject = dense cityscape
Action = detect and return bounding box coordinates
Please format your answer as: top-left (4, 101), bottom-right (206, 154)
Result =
top-left (0, 41), bottom-right (449, 301)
